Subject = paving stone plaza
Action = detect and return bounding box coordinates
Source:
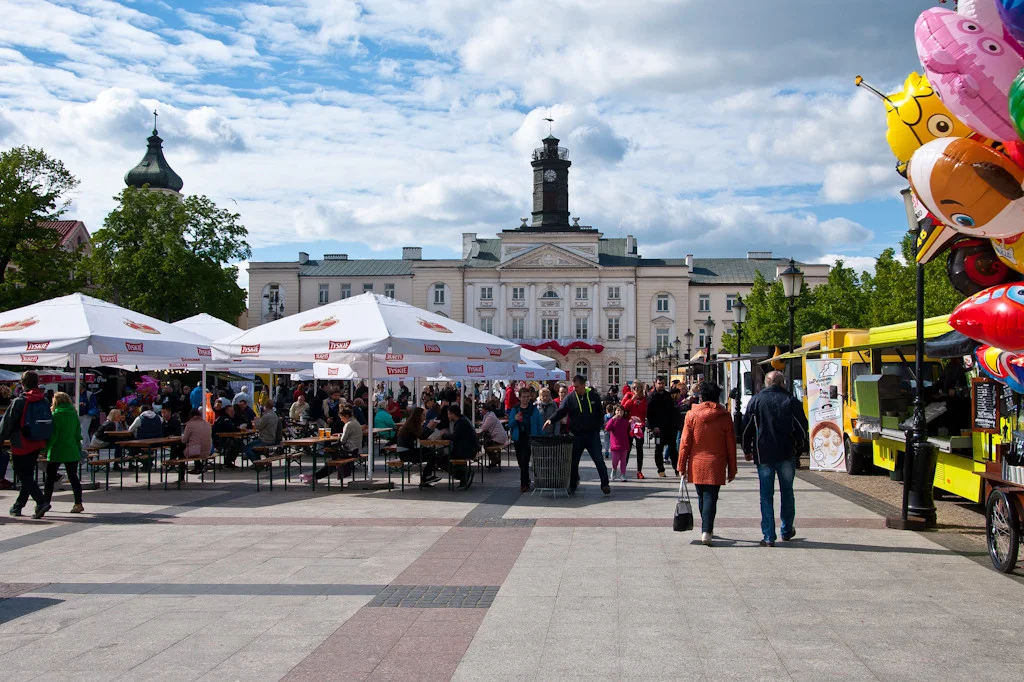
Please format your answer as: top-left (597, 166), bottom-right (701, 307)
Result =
top-left (1, 457), bottom-right (1022, 682)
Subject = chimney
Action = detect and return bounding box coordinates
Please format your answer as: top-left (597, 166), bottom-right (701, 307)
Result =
top-left (324, 254), bottom-right (348, 261)
top-left (298, 251), bottom-right (309, 264)
top-left (625, 235), bottom-right (636, 255)
top-left (402, 247), bottom-right (422, 260)
top-left (747, 250), bottom-right (773, 260)
top-left (685, 254), bottom-right (693, 268)
top-left (462, 233), bottom-right (477, 259)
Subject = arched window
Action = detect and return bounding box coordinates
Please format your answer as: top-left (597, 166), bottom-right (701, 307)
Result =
top-left (542, 290), bottom-right (560, 299)
top-left (574, 361), bottom-right (589, 382)
top-left (262, 283), bottom-right (284, 321)
top-left (607, 361), bottom-right (620, 389)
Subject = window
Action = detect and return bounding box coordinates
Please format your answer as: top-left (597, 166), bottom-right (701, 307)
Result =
top-left (318, 283), bottom-right (329, 305)
top-left (510, 317), bottom-right (525, 339)
top-left (698, 328), bottom-right (706, 348)
top-left (384, 283), bottom-right (395, 299)
top-left (656, 294), bottom-right (670, 313)
top-left (541, 290), bottom-right (559, 299)
top-left (340, 284), bottom-right (351, 300)
top-left (541, 318), bottom-right (559, 340)
top-left (698, 294), bottom-right (710, 312)
top-left (607, 362), bottom-right (620, 388)
top-left (433, 284), bottom-right (446, 305)
top-left (575, 287), bottom-right (588, 300)
top-left (656, 328), bottom-right (669, 350)
top-left (575, 362), bottom-right (589, 381)
top-left (363, 283), bottom-right (373, 293)
top-left (480, 287), bottom-right (493, 301)
top-left (607, 285), bottom-right (620, 301)
top-left (480, 317), bottom-right (493, 334)
top-left (575, 317), bottom-right (589, 339)
top-left (726, 294), bottom-right (737, 312)
top-left (512, 286), bottom-right (525, 301)
top-left (607, 317), bottom-right (620, 341)
top-left (265, 284), bottom-right (280, 305)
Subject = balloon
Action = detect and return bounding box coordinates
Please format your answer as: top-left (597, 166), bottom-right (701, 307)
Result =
top-left (856, 73), bottom-right (979, 176)
top-left (997, 0), bottom-right (1024, 44)
top-left (949, 282), bottom-right (1024, 350)
top-left (992, 232), bottom-right (1024, 271)
top-left (947, 238), bottom-right (1017, 295)
top-left (908, 136), bottom-right (1024, 238)
top-left (975, 344), bottom-right (1024, 392)
top-left (1010, 67), bottom-right (1024, 142)
top-left (961, 0), bottom-right (1006, 29)
top-left (917, 214), bottom-right (962, 264)
top-left (915, 8), bottom-right (1023, 141)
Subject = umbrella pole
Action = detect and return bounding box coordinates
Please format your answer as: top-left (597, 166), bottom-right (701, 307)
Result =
top-left (202, 366), bottom-right (208, 421)
top-left (73, 353), bottom-right (81, 421)
top-left (350, 354), bottom-right (388, 490)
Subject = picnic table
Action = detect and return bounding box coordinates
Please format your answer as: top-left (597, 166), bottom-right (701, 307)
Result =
top-left (279, 435), bottom-right (338, 492)
top-left (117, 436), bottom-right (183, 489)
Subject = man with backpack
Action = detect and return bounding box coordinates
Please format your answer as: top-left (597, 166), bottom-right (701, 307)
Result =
top-left (0, 371), bottom-right (51, 517)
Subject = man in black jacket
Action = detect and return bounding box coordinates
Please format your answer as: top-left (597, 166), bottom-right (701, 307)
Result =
top-left (646, 378), bottom-right (678, 473)
top-left (445, 405), bottom-right (476, 489)
top-left (741, 371), bottom-right (808, 546)
top-left (544, 375), bottom-right (611, 495)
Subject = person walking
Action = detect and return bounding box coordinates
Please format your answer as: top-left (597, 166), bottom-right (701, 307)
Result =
top-left (41, 392), bottom-right (85, 517)
top-left (741, 371), bottom-right (808, 546)
top-left (646, 377), bottom-right (678, 475)
top-left (0, 371), bottom-right (50, 517)
top-left (543, 375), bottom-right (611, 495)
top-left (508, 387), bottom-right (543, 492)
top-left (677, 382), bottom-right (737, 546)
top-left (623, 381), bottom-right (659, 478)
top-left (604, 404), bottom-right (632, 482)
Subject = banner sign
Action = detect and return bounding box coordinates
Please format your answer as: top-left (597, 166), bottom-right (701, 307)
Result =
top-left (805, 359), bottom-right (845, 472)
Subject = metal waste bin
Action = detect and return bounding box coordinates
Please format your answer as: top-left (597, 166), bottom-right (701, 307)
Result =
top-left (530, 435), bottom-right (573, 497)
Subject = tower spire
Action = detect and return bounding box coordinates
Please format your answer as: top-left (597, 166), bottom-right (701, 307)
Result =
top-left (152, 109), bottom-right (158, 135)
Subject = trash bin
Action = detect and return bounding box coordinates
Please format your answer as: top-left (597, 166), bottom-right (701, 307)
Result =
top-left (530, 434), bottom-right (573, 496)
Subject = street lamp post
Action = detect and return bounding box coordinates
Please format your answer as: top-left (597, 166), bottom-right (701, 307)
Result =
top-left (703, 315), bottom-right (715, 386)
top-left (683, 329), bottom-right (693, 384)
top-left (779, 259), bottom-right (804, 394)
top-left (732, 295), bottom-right (748, 435)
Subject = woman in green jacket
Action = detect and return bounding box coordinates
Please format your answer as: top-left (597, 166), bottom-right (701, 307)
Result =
top-left (41, 392), bottom-right (84, 517)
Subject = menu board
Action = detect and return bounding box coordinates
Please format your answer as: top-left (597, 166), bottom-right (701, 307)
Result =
top-left (973, 377), bottom-right (1000, 434)
top-left (1003, 384), bottom-right (1016, 420)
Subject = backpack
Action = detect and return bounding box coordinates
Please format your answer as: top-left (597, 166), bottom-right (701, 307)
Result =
top-left (20, 398), bottom-right (53, 445)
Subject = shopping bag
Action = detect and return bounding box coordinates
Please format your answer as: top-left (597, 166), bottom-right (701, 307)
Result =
top-left (673, 477), bottom-right (694, 532)
top-left (629, 418), bottom-right (644, 439)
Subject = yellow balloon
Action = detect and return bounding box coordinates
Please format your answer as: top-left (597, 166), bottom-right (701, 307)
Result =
top-left (991, 235), bottom-right (1024, 275)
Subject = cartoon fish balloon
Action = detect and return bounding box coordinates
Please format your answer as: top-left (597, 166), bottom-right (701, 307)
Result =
top-left (950, 282), bottom-right (1024, 350)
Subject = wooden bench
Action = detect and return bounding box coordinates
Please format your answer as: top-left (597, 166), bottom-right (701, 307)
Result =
top-left (120, 452), bottom-right (154, 490)
top-left (483, 444), bottom-right (504, 473)
top-left (253, 450), bottom-right (304, 491)
top-left (163, 455), bottom-right (218, 489)
top-left (87, 453), bottom-right (124, 490)
top-left (322, 454), bottom-right (368, 491)
top-left (447, 452), bottom-right (481, 490)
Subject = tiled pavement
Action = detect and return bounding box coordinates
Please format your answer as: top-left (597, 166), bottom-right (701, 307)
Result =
top-left (0, 455), bottom-right (1023, 681)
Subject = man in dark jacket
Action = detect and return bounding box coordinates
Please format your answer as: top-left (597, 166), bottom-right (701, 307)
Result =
top-left (741, 371), bottom-right (809, 546)
top-left (0, 371), bottom-right (48, 516)
top-left (307, 384), bottom-right (328, 426)
top-left (445, 405), bottom-right (476, 489)
top-left (646, 378), bottom-right (679, 472)
top-left (544, 375), bottom-right (611, 495)
top-left (213, 405), bottom-right (241, 467)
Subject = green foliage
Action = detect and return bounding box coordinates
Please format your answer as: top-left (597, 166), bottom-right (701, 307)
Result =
top-left (0, 146), bottom-right (84, 310)
top-left (84, 187), bottom-right (251, 322)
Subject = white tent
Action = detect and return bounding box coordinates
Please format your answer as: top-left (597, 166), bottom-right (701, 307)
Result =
top-left (174, 313), bottom-right (244, 341)
top-left (520, 348), bottom-right (558, 370)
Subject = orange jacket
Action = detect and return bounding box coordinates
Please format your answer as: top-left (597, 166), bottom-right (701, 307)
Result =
top-left (677, 401), bottom-right (737, 486)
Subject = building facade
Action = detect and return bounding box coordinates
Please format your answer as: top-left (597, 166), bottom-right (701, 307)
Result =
top-left (247, 135), bottom-right (829, 387)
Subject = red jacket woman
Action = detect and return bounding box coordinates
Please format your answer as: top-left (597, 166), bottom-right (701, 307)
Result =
top-left (620, 383), bottom-right (647, 427)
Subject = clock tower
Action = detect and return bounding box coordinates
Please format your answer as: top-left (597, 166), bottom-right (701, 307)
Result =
top-left (529, 134), bottom-right (572, 229)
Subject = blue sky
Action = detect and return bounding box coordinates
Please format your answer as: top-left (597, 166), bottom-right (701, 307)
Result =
top-left (0, 0), bottom-right (939, 285)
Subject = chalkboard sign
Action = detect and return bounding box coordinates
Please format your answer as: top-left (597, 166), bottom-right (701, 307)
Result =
top-left (1002, 384), bottom-right (1016, 419)
top-left (973, 377), bottom-right (1000, 434)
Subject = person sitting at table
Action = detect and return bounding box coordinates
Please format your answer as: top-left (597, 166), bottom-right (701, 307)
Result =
top-left (129, 404), bottom-right (162, 439)
top-left (351, 398), bottom-right (368, 426)
top-left (488, 397), bottom-right (505, 419)
top-left (233, 398), bottom-right (256, 429)
top-left (478, 400), bottom-right (509, 469)
top-left (289, 394), bottom-right (309, 423)
top-left (445, 405), bottom-right (476, 490)
top-left (373, 400), bottom-right (397, 443)
top-left (90, 408), bottom-right (127, 459)
top-left (181, 408), bottom-right (213, 475)
top-left (213, 404), bottom-right (241, 468)
top-left (322, 388), bottom-right (342, 425)
top-left (300, 407), bottom-right (362, 484)
top-left (160, 405), bottom-right (185, 467)
top-left (232, 385), bottom-right (252, 407)
top-left (393, 407), bottom-right (440, 488)
top-left (424, 398), bottom-right (439, 423)
top-left (244, 399), bottom-right (281, 466)
top-left (386, 396), bottom-right (403, 421)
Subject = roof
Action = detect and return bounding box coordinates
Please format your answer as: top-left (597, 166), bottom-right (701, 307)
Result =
top-left (39, 220), bottom-right (88, 246)
top-left (299, 259), bottom-right (414, 277)
top-left (124, 129), bottom-right (183, 192)
top-left (688, 257), bottom-right (803, 285)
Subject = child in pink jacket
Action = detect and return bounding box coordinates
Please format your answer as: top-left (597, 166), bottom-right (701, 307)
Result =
top-left (604, 405), bottom-right (632, 482)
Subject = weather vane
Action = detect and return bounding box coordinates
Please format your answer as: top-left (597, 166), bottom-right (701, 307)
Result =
top-left (543, 112), bottom-right (554, 135)
top-left (152, 109), bottom-right (158, 134)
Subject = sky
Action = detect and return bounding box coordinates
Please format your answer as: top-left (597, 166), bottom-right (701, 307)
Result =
top-left (0, 0), bottom-right (939, 290)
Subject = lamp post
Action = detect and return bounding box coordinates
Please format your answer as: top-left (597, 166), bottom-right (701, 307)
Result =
top-left (732, 295), bottom-right (748, 434)
top-left (703, 315), bottom-right (715, 385)
top-left (779, 259), bottom-right (804, 394)
top-left (683, 329), bottom-right (693, 384)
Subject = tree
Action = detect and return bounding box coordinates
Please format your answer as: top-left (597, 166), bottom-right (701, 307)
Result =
top-left (720, 272), bottom-right (814, 353)
top-left (0, 146), bottom-right (83, 310)
top-left (85, 187), bottom-right (251, 322)
top-left (862, 234), bottom-right (963, 326)
top-left (799, 260), bottom-right (869, 333)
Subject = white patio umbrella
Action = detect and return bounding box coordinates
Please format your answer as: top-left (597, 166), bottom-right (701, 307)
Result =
top-left (520, 348), bottom-right (558, 370)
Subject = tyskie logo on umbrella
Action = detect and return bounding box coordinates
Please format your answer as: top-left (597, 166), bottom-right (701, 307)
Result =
top-left (417, 318), bottom-right (452, 334)
top-left (25, 341), bottom-right (49, 351)
top-left (123, 319), bottom-right (160, 334)
top-left (327, 367), bottom-right (339, 376)
top-left (0, 317), bottom-right (38, 332)
top-left (486, 347), bottom-right (502, 357)
top-left (423, 344), bottom-right (440, 353)
top-left (20, 355), bottom-right (38, 363)
top-left (125, 341), bottom-right (144, 352)
top-left (241, 344), bottom-right (260, 355)
top-left (386, 366), bottom-right (409, 376)
top-left (314, 353), bottom-right (330, 360)
top-left (197, 347), bottom-right (212, 357)
top-left (466, 364), bottom-right (484, 375)
top-left (385, 353), bottom-right (404, 361)
top-left (328, 340), bottom-right (350, 350)
top-left (99, 354), bottom-right (118, 363)
top-left (299, 316), bottom-right (337, 332)
top-left (525, 371), bottom-right (535, 379)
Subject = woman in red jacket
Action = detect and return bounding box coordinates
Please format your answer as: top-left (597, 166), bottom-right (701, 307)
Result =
top-left (622, 381), bottom-right (661, 478)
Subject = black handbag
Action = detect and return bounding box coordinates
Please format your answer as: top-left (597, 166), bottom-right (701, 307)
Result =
top-left (673, 476), bottom-right (694, 532)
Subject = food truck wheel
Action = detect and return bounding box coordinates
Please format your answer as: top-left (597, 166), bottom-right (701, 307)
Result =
top-left (986, 489), bottom-right (1020, 574)
top-left (844, 436), bottom-right (870, 476)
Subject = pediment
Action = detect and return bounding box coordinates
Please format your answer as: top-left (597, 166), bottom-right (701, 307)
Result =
top-left (651, 315), bottom-right (675, 325)
top-left (497, 244), bottom-right (599, 271)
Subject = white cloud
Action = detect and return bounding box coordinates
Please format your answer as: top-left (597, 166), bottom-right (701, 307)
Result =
top-left (813, 254), bottom-right (879, 274)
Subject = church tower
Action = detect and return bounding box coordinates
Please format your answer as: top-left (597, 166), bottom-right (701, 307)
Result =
top-left (529, 134), bottom-right (572, 229)
top-left (124, 112), bottom-right (183, 195)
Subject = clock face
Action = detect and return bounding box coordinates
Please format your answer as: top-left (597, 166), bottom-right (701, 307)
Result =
top-left (544, 169), bottom-right (557, 183)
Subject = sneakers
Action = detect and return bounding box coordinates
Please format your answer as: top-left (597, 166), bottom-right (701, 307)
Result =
top-left (636, 471), bottom-right (645, 480)
top-left (782, 531), bottom-right (797, 542)
top-left (8, 504), bottom-right (23, 517)
top-left (299, 473), bottom-right (313, 484)
top-left (601, 485), bottom-right (611, 495)
top-left (618, 472), bottom-right (628, 482)
top-left (70, 503), bottom-right (84, 514)
top-left (759, 539), bottom-right (775, 547)
top-left (701, 532), bottom-right (713, 546)
top-left (32, 503), bottom-right (51, 519)
top-left (657, 471), bottom-right (666, 478)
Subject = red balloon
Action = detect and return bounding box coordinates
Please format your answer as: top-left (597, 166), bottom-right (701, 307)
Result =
top-left (949, 283), bottom-right (1024, 350)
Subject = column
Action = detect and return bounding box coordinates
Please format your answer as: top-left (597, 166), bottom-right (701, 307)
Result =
top-left (498, 283), bottom-right (507, 338)
top-left (464, 284), bottom-right (473, 326)
top-left (528, 284), bottom-right (536, 338)
top-left (626, 283), bottom-right (636, 338)
top-left (590, 282), bottom-right (598, 340)
top-left (563, 283), bottom-right (571, 340)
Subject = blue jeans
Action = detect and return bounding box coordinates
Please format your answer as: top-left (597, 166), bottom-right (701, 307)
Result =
top-left (694, 484), bottom-right (720, 534)
top-left (570, 431), bottom-right (610, 490)
top-left (757, 459), bottom-right (795, 542)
